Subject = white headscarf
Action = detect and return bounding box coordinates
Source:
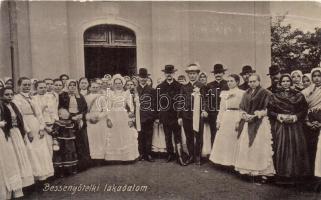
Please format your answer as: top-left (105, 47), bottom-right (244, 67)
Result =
top-left (303, 73), bottom-right (311, 81)
top-left (291, 70), bottom-right (303, 82)
top-left (310, 67), bottom-right (321, 80)
top-left (112, 74), bottom-right (126, 87)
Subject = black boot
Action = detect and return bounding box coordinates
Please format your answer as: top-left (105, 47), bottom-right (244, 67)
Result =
top-left (166, 154), bottom-right (175, 163)
top-left (146, 155), bottom-right (155, 162)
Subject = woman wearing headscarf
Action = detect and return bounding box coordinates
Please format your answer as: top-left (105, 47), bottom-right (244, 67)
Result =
top-left (59, 79), bottom-right (90, 171)
top-left (302, 73), bottom-right (312, 89)
top-left (0, 87), bottom-right (34, 188)
top-left (209, 74), bottom-right (244, 167)
top-left (13, 77), bottom-right (54, 181)
top-left (104, 74), bottom-right (139, 161)
top-left (302, 67), bottom-right (321, 177)
top-left (268, 74), bottom-right (310, 183)
top-left (291, 70), bottom-right (304, 91)
top-left (85, 81), bottom-right (111, 162)
top-left (198, 72), bottom-right (212, 158)
top-left (4, 77), bottom-right (13, 88)
top-left (234, 74), bottom-right (275, 182)
top-left (0, 97), bottom-right (24, 199)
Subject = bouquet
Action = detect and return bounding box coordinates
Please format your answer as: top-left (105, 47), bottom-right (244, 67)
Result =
top-left (53, 138), bottom-right (60, 151)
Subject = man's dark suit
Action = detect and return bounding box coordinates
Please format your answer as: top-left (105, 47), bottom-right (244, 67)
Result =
top-left (137, 84), bottom-right (156, 158)
top-left (178, 81), bottom-right (206, 161)
top-left (156, 79), bottom-right (182, 156)
top-left (206, 79), bottom-right (228, 145)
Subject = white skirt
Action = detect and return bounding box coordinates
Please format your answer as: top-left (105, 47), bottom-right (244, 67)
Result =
top-left (105, 110), bottom-right (139, 161)
top-left (314, 133), bottom-right (321, 177)
top-left (209, 111), bottom-right (239, 166)
top-left (10, 128), bottom-right (34, 187)
top-left (24, 115), bottom-right (54, 180)
top-left (87, 114), bottom-right (108, 159)
top-left (0, 129), bottom-right (24, 199)
top-left (234, 117), bottom-right (275, 176)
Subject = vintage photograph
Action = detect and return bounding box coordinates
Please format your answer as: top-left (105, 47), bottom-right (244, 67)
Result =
top-left (0, 0), bottom-right (321, 199)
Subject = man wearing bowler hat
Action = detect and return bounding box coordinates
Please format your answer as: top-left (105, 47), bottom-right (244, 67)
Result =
top-left (177, 63), bottom-right (208, 165)
top-left (239, 65), bottom-right (256, 91)
top-left (155, 65), bottom-right (186, 166)
top-left (267, 65), bottom-right (282, 93)
top-left (205, 64), bottom-right (229, 146)
top-left (136, 68), bottom-right (157, 162)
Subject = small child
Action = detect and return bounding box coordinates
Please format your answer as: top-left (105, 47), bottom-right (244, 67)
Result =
top-left (51, 108), bottom-right (78, 177)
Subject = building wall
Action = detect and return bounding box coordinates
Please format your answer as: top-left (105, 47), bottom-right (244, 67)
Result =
top-left (2, 1), bottom-right (272, 86)
top-left (0, 1), bottom-right (12, 77)
top-left (28, 1), bottom-right (70, 78)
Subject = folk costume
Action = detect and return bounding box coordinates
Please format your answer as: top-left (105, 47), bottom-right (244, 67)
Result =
top-left (234, 86), bottom-right (275, 176)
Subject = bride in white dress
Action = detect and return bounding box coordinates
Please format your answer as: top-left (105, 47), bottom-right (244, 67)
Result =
top-left (104, 74), bottom-right (139, 161)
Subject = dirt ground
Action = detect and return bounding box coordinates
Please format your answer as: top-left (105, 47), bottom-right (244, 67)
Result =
top-left (24, 159), bottom-right (321, 200)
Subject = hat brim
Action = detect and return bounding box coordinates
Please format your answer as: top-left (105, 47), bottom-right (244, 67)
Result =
top-left (185, 70), bottom-right (200, 73)
top-left (211, 69), bottom-right (227, 73)
top-left (162, 69), bottom-right (177, 73)
top-left (240, 70), bottom-right (256, 75)
top-left (137, 74), bottom-right (151, 78)
top-left (267, 71), bottom-right (280, 76)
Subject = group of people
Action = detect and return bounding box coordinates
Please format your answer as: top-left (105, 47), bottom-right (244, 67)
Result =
top-left (1, 62), bottom-right (321, 199)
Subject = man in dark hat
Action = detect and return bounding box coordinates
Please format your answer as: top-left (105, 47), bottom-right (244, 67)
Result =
top-left (239, 65), bottom-right (255, 90)
top-left (155, 65), bottom-right (186, 166)
top-left (205, 64), bottom-right (229, 146)
top-left (136, 68), bottom-right (157, 162)
top-left (267, 65), bottom-right (282, 93)
top-left (177, 63), bottom-right (207, 165)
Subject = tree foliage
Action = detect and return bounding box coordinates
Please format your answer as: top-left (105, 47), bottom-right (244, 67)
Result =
top-left (271, 15), bottom-right (321, 73)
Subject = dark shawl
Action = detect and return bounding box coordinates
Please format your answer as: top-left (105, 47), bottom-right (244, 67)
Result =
top-left (1, 102), bottom-right (26, 140)
top-left (267, 89), bottom-right (308, 121)
top-left (58, 92), bottom-right (88, 126)
top-left (238, 86), bottom-right (271, 146)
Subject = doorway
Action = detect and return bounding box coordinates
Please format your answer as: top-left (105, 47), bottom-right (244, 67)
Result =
top-left (84, 24), bottom-right (136, 79)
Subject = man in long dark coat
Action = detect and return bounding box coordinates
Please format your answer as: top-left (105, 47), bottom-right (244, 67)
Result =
top-left (156, 65), bottom-right (186, 166)
top-left (136, 68), bottom-right (157, 162)
top-left (206, 64), bottom-right (228, 146)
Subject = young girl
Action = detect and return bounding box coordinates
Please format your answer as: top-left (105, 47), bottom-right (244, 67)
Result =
top-left (51, 108), bottom-right (78, 177)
